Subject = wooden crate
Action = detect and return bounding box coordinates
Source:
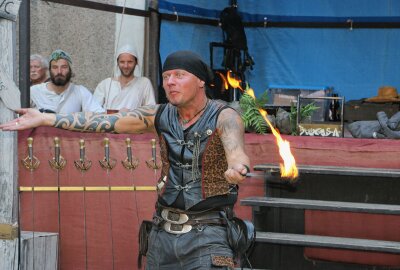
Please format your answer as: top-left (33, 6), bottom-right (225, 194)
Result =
top-left (20, 231), bottom-right (58, 270)
top-left (344, 101), bottom-right (399, 122)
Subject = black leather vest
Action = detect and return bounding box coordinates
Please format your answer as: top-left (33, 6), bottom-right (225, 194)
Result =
top-left (155, 99), bottom-right (234, 210)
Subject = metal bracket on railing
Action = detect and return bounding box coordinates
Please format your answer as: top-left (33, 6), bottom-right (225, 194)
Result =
top-left (21, 137), bottom-right (40, 171)
top-left (99, 138), bottom-right (116, 170)
top-left (145, 139), bottom-right (161, 170)
top-left (74, 139), bottom-right (92, 172)
top-left (121, 138), bottom-right (139, 171)
top-left (49, 137), bottom-right (66, 170)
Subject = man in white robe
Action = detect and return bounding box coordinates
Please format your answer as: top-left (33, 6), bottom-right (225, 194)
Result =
top-left (94, 44), bottom-right (156, 112)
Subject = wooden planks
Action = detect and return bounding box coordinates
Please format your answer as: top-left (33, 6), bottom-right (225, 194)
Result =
top-left (256, 232), bottom-right (400, 254)
top-left (20, 231), bottom-right (58, 270)
top-left (242, 196), bottom-right (400, 256)
top-left (241, 196), bottom-right (400, 215)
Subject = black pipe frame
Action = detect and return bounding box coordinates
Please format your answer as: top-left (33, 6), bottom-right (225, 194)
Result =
top-left (43, 0), bottom-right (400, 29)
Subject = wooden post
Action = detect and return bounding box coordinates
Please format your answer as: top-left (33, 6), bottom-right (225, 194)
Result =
top-left (147, 0), bottom-right (160, 101)
top-left (0, 1), bottom-right (21, 269)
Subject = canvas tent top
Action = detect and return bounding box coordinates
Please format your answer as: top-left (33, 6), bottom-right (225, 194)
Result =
top-left (159, 0), bottom-right (400, 102)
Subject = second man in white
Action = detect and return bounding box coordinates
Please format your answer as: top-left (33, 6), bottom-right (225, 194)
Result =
top-left (94, 44), bottom-right (156, 113)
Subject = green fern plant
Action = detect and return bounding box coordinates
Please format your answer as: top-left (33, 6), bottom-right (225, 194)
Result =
top-left (289, 102), bottom-right (319, 135)
top-left (239, 87), bottom-right (269, 134)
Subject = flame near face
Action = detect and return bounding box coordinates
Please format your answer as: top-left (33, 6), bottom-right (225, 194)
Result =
top-left (216, 71), bottom-right (229, 90)
top-left (227, 71), bottom-right (243, 91)
top-left (247, 88), bottom-right (299, 180)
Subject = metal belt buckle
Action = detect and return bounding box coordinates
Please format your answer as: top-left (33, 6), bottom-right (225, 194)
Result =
top-left (161, 209), bottom-right (189, 224)
top-left (164, 222), bottom-right (192, 234)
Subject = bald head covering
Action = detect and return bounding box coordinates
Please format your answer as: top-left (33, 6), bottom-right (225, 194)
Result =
top-left (49, 49), bottom-right (72, 65)
top-left (162, 51), bottom-right (214, 84)
top-left (117, 44), bottom-right (138, 62)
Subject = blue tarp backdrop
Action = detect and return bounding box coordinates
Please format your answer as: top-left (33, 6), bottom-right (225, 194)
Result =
top-left (159, 0), bottom-right (400, 102)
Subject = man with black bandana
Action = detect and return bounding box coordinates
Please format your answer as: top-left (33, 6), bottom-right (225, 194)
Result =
top-left (1, 50), bottom-right (250, 269)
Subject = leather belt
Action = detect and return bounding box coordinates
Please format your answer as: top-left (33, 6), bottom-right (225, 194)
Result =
top-left (156, 206), bottom-right (226, 235)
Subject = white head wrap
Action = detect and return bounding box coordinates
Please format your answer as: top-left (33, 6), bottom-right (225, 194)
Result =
top-left (116, 44), bottom-right (138, 63)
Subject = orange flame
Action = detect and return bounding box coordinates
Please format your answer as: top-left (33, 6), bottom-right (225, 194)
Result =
top-left (247, 88), bottom-right (256, 99)
top-left (227, 71), bottom-right (243, 92)
top-left (216, 71), bottom-right (229, 90)
top-left (246, 88), bottom-right (298, 180)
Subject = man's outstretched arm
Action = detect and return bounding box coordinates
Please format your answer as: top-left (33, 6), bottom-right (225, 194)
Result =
top-left (0, 105), bottom-right (159, 134)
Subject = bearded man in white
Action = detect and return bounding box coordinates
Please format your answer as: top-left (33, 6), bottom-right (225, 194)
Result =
top-left (94, 44), bottom-right (156, 112)
top-left (30, 49), bottom-right (105, 113)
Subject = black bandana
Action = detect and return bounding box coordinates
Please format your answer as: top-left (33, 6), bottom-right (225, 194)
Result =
top-left (162, 51), bottom-right (214, 84)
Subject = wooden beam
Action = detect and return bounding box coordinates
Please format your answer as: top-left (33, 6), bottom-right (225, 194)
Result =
top-left (43, 0), bottom-right (149, 17)
top-left (18, 0), bottom-right (29, 107)
top-left (39, 0), bottom-right (400, 29)
top-left (0, 14), bottom-right (19, 270)
top-left (147, 0), bottom-right (160, 102)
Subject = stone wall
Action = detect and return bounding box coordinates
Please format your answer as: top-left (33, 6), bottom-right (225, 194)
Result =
top-left (30, 0), bottom-right (117, 92)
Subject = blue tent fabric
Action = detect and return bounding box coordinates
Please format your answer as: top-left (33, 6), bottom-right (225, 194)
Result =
top-left (159, 0), bottom-right (400, 101)
top-left (159, 0), bottom-right (400, 23)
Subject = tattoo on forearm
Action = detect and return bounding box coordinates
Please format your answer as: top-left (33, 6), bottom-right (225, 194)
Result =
top-left (55, 112), bottom-right (119, 132)
top-left (54, 106), bottom-right (157, 133)
top-left (218, 111), bottom-right (244, 153)
top-left (124, 107), bottom-right (156, 127)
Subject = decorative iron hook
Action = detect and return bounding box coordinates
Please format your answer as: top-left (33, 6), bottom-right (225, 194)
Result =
top-left (146, 139), bottom-right (161, 170)
top-left (49, 137), bottom-right (66, 170)
top-left (74, 139), bottom-right (92, 172)
top-left (21, 137), bottom-right (40, 171)
top-left (99, 138), bottom-right (116, 170)
top-left (121, 138), bottom-right (139, 171)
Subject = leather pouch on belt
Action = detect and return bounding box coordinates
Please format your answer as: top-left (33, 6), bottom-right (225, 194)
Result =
top-left (137, 220), bottom-right (153, 268)
top-left (221, 212), bottom-right (256, 261)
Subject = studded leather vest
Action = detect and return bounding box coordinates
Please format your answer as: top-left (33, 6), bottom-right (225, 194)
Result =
top-left (155, 99), bottom-right (236, 210)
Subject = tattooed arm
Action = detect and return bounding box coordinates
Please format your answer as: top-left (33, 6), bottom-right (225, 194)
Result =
top-left (0, 105), bottom-right (159, 134)
top-left (217, 108), bottom-right (250, 185)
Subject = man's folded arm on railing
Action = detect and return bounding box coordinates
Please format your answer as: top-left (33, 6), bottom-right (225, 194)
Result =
top-left (0, 105), bottom-right (159, 134)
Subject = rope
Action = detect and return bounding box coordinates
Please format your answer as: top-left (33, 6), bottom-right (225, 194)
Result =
top-left (30, 171), bottom-right (35, 270)
top-left (129, 170), bottom-right (141, 233)
top-left (56, 170), bottom-right (62, 270)
top-left (16, 173), bottom-right (23, 270)
top-left (106, 170), bottom-right (115, 270)
top-left (104, 0), bottom-right (127, 109)
top-left (80, 171), bottom-right (88, 270)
